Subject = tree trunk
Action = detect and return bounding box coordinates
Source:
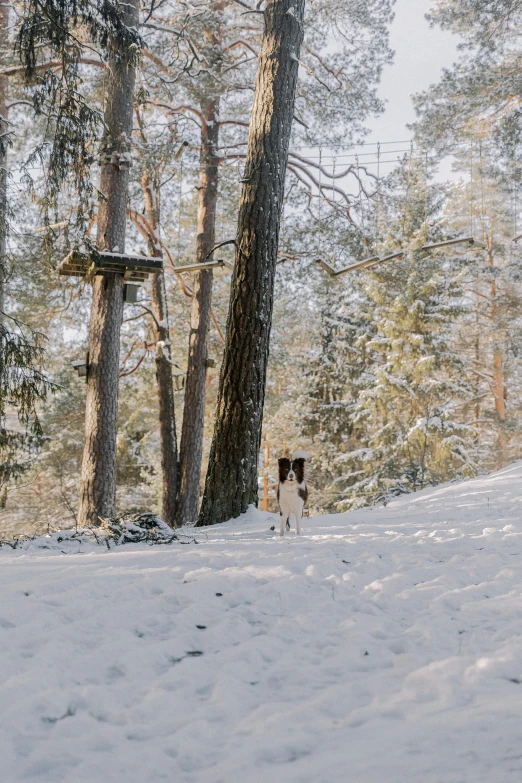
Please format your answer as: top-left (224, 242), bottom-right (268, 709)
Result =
top-left (197, 0), bottom-right (305, 526)
top-left (141, 171), bottom-right (179, 526)
top-left (473, 329), bottom-right (480, 446)
top-left (78, 0), bottom-right (139, 526)
top-left (178, 99), bottom-right (220, 526)
top-left (493, 348), bottom-right (507, 467)
top-left (488, 245), bottom-right (507, 467)
top-left (492, 350), bottom-right (505, 420)
top-left (0, 4), bottom-right (8, 316)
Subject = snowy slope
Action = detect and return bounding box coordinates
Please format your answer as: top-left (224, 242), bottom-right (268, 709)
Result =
top-left (2, 464), bottom-right (522, 783)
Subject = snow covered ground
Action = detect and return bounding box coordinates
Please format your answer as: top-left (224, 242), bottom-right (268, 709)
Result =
top-left (2, 464), bottom-right (522, 783)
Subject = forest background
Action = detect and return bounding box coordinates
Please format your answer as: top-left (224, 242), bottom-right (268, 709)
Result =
top-left (2, 0), bottom-right (522, 536)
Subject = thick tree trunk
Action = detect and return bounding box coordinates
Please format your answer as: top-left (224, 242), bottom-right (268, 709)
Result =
top-left (178, 99), bottom-right (220, 526)
top-left (197, 0), bottom-right (305, 526)
top-left (141, 171), bottom-right (179, 526)
top-left (0, 4), bottom-right (8, 316)
top-left (78, 0), bottom-right (138, 526)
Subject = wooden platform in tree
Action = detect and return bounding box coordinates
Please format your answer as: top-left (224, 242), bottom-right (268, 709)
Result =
top-left (58, 250), bottom-right (163, 282)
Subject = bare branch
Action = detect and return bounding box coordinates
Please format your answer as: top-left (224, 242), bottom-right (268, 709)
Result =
top-left (205, 239), bottom-right (236, 260)
top-left (132, 303), bottom-right (163, 332)
top-left (223, 40), bottom-right (258, 57)
top-left (210, 309), bottom-right (225, 344)
top-left (120, 347), bottom-right (150, 378)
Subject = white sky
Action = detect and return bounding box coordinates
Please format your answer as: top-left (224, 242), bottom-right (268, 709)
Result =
top-left (367, 0), bottom-right (461, 146)
top-left (310, 1), bottom-right (463, 182)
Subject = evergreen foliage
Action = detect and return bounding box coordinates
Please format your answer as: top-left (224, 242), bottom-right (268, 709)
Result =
top-left (299, 161), bottom-right (477, 509)
top-left (4, 0), bottom-right (522, 532)
top-left (16, 0), bottom-right (142, 223)
top-left (0, 321), bottom-right (54, 493)
top-left (414, 0), bottom-right (522, 148)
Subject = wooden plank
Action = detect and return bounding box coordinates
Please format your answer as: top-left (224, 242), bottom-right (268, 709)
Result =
top-left (171, 259), bottom-right (230, 274)
top-left (333, 255), bottom-right (380, 275)
top-left (58, 267), bottom-right (149, 282)
top-left (421, 236), bottom-right (486, 252)
top-left (58, 248), bottom-right (161, 280)
top-left (94, 252), bottom-right (163, 271)
top-left (379, 251), bottom-right (404, 263)
top-left (314, 259), bottom-right (337, 276)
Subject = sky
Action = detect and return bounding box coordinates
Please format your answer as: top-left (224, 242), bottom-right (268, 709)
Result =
top-left (349, 0), bottom-right (462, 182)
top-left (304, 2), bottom-right (463, 212)
top-left (367, 0), bottom-right (461, 145)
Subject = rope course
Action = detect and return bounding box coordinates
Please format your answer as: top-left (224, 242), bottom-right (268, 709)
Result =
top-left (206, 136), bottom-right (508, 276)
top-left (287, 140), bottom-right (492, 277)
top-left (51, 137), bottom-right (519, 287)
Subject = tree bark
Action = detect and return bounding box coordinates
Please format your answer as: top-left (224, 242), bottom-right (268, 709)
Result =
top-left (493, 349), bottom-right (507, 466)
top-left (197, 0), bottom-right (305, 526)
top-left (0, 3), bottom-right (8, 316)
top-left (178, 99), bottom-right (219, 526)
top-left (141, 171), bottom-right (179, 526)
top-left (78, 0), bottom-right (139, 526)
top-left (488, 246), bottom-right (507, 467)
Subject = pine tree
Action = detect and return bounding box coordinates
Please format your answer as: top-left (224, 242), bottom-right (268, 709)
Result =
top-left (139, 0), bottom-right (394, 525)
top-left (414, 0), bottom-right (522, 147)
top-left (77, 0), bottom-right (141, 526)
top-left (139, 160), bottom-right (179, 527)
top-left (197, 0), bottom-right (306, 526)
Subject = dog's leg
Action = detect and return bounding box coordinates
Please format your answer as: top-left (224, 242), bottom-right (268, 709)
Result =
top-left (280, 513), bottom-right (286, 537)
top-left (295, 508), bottom-right (302, 535)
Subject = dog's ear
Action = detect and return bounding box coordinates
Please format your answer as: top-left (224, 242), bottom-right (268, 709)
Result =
top-left (278, 457), bottom-right (289, 465)
top-left (294, 457), bottom-right (306, 466)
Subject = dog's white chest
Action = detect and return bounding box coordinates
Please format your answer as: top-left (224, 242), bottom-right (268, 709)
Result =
top-left (278, 481), bottom-right (306, 514)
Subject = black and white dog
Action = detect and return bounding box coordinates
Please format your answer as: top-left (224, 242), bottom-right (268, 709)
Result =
top-left (277, 457), bottom-right (308, 536)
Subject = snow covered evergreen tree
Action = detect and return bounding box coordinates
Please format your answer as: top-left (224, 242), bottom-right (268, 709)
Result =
top-left (414, 0), bottom-right (522, 148)
top-left (315, 160), bottom-right (476, 508)
top-left (442, 149), bottom-right (522, 469)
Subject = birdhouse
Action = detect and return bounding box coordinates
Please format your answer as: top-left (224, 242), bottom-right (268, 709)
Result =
top-left (72, 358), bottom-right (88, 378)
top-left (124, 284), bottom-right (139, 304)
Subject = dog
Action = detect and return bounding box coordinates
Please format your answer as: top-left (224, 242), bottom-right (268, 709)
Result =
top-left (277, 457), bottom-right (308, 536)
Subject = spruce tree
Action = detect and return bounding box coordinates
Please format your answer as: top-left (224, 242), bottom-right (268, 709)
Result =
top-left (443, 152), bottom-right (522, 469)
top-left (0, 1), bottom-right (8, 314)
top-left (0, 3), bottom-right (55, 504)
top-left (16, 0), bottom-right (143, 525)
top-left (327, 162), bottom-right (476, 508)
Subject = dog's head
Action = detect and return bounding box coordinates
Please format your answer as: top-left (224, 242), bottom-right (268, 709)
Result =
top-left (278, 457), bottom-right (306, 484)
